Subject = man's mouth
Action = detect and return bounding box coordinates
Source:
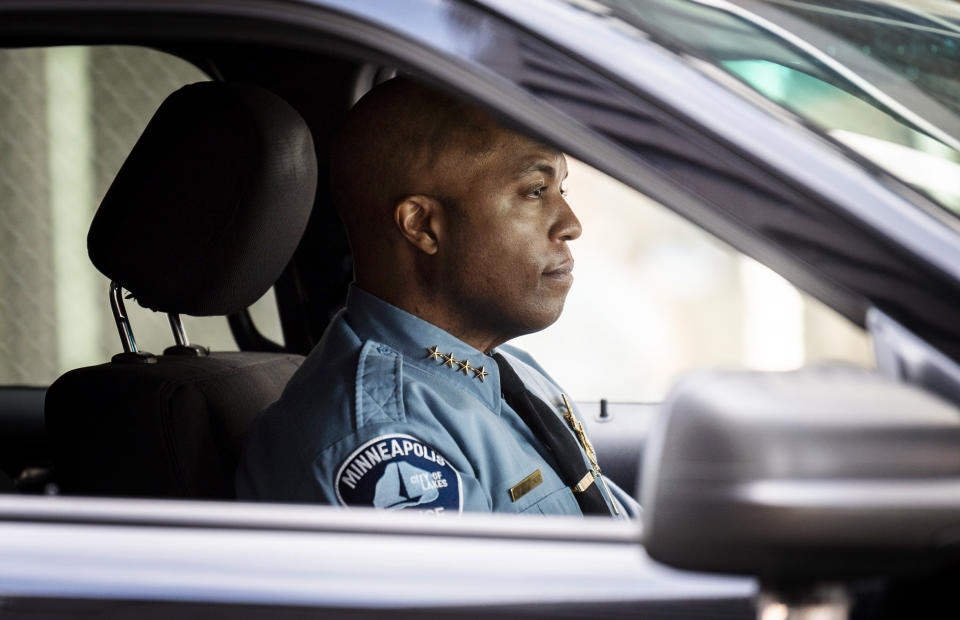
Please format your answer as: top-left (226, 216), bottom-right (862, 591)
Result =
top-left (542, 261), bottom-right (574, 282)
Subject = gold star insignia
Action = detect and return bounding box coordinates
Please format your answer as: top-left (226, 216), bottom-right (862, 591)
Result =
top-left (457, 359), bottom-right (473, 375)
top-left (473, 366), bottom-right (488, 382)
top-left (443, 353), bottom-right (457, 369)
top-left (426, 346), bottom-right (443, 362)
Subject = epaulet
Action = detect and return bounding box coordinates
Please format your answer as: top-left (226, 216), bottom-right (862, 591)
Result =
top-left (354, 339), bottom-right (406, 429)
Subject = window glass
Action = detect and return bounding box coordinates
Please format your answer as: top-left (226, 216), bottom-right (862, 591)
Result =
top-left (248, 288), bottom-right (286, 346)
top-left (723, 60), bottom-right (960, 212)
top-left (601, 0), bottom-right (960, 217)
top-left (512, 158), bottom-right (873, 402)
top-left (0, 46), bottom-right (283, 387)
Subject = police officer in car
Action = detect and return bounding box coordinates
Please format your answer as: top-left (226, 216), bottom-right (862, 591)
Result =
top-left (237, 78), bottom-right (637, 518)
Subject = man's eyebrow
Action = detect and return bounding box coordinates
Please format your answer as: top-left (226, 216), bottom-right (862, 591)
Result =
top-left (516, 159), bottom-right (558, 178)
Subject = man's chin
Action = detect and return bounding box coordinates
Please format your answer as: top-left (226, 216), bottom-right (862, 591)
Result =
top-left (513, 302), bottom-right (566, 337)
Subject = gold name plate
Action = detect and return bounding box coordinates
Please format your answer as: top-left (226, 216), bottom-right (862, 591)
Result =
top-left (509, 469), bottom-right (543, 502)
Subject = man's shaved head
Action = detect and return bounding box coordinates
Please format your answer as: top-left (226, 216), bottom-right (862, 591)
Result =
top-left (331, 77), bottom-right (497, 240)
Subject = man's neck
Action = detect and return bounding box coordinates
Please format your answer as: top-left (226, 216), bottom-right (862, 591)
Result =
top-left (353, 280), bottom-right (509, 354)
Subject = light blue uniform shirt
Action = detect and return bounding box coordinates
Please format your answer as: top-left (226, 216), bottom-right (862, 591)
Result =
top-left (237, 286), bottom-right (637, 518)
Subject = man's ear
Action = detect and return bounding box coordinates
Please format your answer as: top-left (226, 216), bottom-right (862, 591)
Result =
top-left (395, 195), bottom-right (442, 255)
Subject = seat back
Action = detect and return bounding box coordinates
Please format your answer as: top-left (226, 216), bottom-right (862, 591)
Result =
top-left (45, 82), bottom-right (317, 498)
top-left (46, 352), bottom-right (303, 498)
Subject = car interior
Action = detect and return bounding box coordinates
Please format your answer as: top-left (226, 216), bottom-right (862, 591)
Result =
top-left (0, 28), bottom-right (877, 511)
top-left (0, 41), bottom-right (659, 503)
top-left (0, 45), bottom-right (349, 497)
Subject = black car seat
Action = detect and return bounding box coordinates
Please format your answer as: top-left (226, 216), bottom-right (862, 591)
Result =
top-left (44, 82), bottom-right (317, 499)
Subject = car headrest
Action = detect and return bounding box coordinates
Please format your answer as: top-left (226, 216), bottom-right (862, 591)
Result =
top-left (88, 81), bottom-right (317, 316)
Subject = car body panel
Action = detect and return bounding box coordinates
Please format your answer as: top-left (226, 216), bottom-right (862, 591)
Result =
top-left (0, 497), bottom-right (755, 610)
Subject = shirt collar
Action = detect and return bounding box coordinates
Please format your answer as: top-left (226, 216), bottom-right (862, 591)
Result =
top-left (345, 285), bottom-right (502, 410)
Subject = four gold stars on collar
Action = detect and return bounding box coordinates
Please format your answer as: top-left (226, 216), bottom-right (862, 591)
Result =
top-left (425, 346), bottom-right (488, 382)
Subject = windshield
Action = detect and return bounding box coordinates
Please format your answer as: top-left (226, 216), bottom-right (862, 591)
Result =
top-left (599, 0), bottom-right (960, 217)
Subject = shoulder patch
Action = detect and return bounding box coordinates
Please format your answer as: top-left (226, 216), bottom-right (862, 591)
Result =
top-left (335, 434), bottom-right (462, 515)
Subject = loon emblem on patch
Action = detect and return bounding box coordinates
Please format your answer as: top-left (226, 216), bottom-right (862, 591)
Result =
top-left (335, 434), bottom-right (463, 515)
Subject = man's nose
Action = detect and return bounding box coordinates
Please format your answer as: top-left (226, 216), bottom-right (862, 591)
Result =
top-left (553, 197), bottom-right (582, 242)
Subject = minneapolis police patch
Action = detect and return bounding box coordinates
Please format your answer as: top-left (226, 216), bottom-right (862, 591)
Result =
top-left (335, 434), bottom-right (463, 514)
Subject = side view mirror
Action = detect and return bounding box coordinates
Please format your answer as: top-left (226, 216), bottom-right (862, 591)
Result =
top-left (641, 366), bottom-right (960, 616)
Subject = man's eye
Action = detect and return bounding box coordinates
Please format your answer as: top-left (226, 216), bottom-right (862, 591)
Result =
top-left (560, 186), bottom-right (569, 197)
top-left (527, 186), bottom-right (545, 199)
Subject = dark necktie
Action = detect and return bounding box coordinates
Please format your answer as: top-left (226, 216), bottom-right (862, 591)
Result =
top-left (493, 353), bottom-right (612, 516)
